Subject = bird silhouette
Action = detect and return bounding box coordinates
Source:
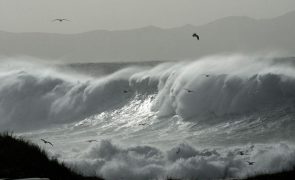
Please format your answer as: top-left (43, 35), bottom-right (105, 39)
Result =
top-left (238, 151), bottom-right (246, 156)
top-left (86, 140), bottom-right (98, 143)
top-left (246, 161), bottom-right (255, 165)
top-left (202, 74), bottom-right (210, 77)
top-left (40, 139), bottom-right (53, 146)
top-left (184, 88), bottom-right (194, 93)
top-left (52, 18), bottom-right (70, 22)
top-left (138, 123), bottom-right (147, 126)
top-left (192, 33), bottom-right (199, 40)
top-left (123, 90), bottom-right (128, 93)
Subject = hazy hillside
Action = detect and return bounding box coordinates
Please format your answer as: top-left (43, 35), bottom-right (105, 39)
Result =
top-left (0, 11), bottom-right (295, 62)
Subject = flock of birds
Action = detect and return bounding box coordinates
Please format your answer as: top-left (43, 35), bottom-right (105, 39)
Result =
top-left (51, 18), bottom-right (202, 96)
top-left (174, 146), bottom-right (256, 166)
top-left (38, 25), bottom-right (212, 165)
top-left (42, 19), bottom-right (259, 173)
top-left (183, 74), bottom-right (210, 93)
top-left (38, 68), bottom-right (210, 147)
top-left (238, 145), bottom-right (256, 165)
top-left (52, 18), bottom-right (200, 41)
top-left (41, 136), bottom-right (256, 166)
top-left (40, 138), bottom-right (98, 146)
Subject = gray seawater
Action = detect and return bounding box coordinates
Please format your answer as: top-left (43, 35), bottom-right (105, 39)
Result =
top-left (1, 55), bottom-right (295, 180)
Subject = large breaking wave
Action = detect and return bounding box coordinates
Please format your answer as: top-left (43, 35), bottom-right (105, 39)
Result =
top-left (1, 55), bottom-right (295, 131)
top-left (2, 55), bottom-right (295, 179)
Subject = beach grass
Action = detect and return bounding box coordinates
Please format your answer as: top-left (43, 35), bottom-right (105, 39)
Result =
top-left (0, 132), bottom-right (103, 180)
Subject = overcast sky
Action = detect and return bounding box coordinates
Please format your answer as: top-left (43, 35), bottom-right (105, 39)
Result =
top-left (1, 0), bottom-right (295, 33)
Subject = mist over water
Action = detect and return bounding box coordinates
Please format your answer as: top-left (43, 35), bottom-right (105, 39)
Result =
top-left (1, 55), bottom-right (295, 179)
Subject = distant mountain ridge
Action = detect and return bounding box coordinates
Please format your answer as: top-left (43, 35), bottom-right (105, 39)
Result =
top-left (0, 11), bottom-right (295, 62)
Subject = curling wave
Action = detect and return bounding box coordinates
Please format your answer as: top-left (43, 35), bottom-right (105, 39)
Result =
top-left (1, 55), bottom-right (295, 132)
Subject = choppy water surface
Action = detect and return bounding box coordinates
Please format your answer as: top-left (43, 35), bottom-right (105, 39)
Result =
top-left (1, 55), bottom-right (295, 179)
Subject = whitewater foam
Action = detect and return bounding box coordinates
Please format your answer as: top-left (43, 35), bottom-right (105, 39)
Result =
top-left (62, 140), bottom-right (295, 180)
top-left (2, 55), bottom-right (295, 179)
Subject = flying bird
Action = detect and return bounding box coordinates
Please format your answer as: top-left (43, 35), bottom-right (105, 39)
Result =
top-left (123, 90), bottom-right (128, 93)
top-left (184, 88), bottom-right (194, 93)
top-left (238, 151), bottom-right (246, 156)
top-left (246, 161), bottom-right (255, 165)
top-left (86, 140), bottom-right (98, 143)
top-left (202, 74), bottom-right (210, 77)
top-left (40, 139), bottom-right (53, 146)
top-left (192, 33), bottom-right (199, 40)
top-left (52, 18), bottom-right (70, 22)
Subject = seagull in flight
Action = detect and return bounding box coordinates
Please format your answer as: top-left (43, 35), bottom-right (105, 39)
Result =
top-left (202, 74), bottom-right (210, 77)
top-left (86, 140), bottom-right (98, 143)
top-left (246, 161), bottom-right (255, 165)
top-left (40, 139), bottom-right (53, 146)
top-left (52, 18), bottom-right (70, 22)
top-left (192, 33), bottom-right (199, 40)
top-left (238, 151), bottom-right (246, 156)
top-left (184, 88), bottom-right (194, 93)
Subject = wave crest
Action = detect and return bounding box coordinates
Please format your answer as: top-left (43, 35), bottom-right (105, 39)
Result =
top-left (1, 55), bottom-right (295, 131)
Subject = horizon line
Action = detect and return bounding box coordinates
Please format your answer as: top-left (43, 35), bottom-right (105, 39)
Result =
top-left (0, 10), bottom-right (294, 35)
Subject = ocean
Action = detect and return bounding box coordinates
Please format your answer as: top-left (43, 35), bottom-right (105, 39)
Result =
top-left (1, 54), bottom-right (295, 179)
